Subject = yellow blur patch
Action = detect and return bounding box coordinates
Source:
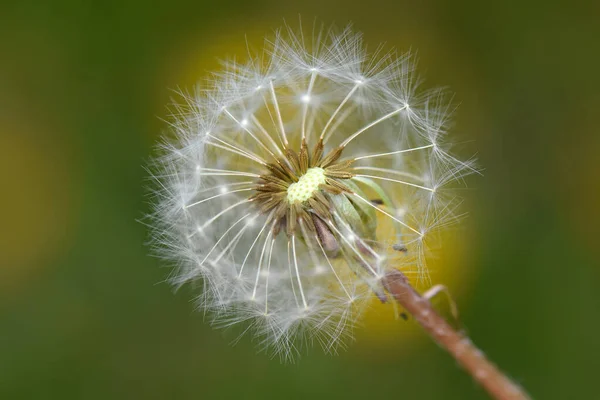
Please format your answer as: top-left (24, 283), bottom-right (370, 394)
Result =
top-left (354, 228), bottom-right (475, 353)
top-left (0, 123), bottom-right (75, 297)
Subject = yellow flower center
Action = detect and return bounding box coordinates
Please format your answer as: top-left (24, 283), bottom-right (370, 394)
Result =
top-left (287, 167), bottom-right (326, 203)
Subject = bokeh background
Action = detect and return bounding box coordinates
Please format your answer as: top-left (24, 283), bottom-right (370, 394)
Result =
top-left (1, 0), bottom-right (599, 399)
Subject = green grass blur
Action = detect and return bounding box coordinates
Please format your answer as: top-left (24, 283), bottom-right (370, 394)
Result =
top-left (1, 0), bottom-right (598, 399)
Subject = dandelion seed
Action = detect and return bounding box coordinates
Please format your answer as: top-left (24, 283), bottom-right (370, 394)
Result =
top-left (149, 24), bottom-right (474, 359)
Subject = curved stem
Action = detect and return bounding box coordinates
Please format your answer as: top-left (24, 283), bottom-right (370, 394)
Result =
top-left (382, 269), bottom-right (531, 400)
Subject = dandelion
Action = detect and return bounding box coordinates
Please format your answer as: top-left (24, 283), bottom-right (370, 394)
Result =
top-left (149, 24), bottom-right (529, 400)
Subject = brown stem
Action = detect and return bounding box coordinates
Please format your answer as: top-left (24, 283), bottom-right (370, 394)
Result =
top-left (382, 269), bottom-right (531, 400)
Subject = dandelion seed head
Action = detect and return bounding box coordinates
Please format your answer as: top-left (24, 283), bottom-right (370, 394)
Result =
top-left (149, 24), bottom-right (475, 359)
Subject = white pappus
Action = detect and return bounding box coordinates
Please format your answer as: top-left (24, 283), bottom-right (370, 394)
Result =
top-left (149, 24), bottom-right (475, 360)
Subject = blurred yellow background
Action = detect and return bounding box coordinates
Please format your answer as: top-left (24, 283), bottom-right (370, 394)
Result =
top-left (1, 0), bottom-right (598, 399)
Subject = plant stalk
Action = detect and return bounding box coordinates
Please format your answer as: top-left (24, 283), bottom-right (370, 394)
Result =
top-left (382, 269), bottom-right (531, 400)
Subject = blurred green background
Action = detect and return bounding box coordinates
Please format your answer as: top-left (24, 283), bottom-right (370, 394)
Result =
top-left (1, 0), bottom-right (599, 399)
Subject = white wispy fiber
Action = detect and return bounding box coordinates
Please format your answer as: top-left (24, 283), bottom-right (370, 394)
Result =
top-left (149, 24), bottom-right (476, 360)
